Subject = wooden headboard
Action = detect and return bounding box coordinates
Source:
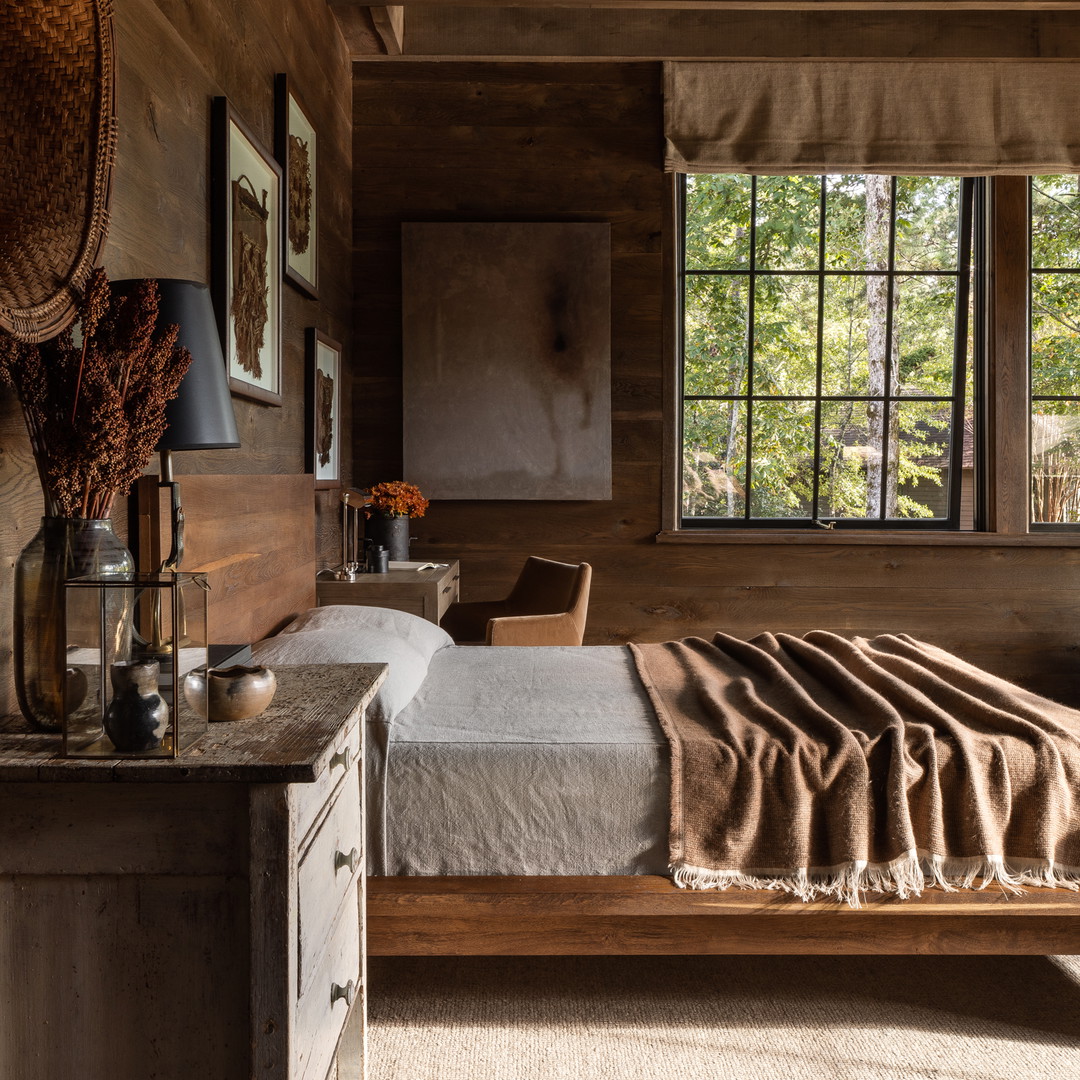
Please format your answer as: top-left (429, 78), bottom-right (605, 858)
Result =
top-left (135, 473), bottom-right (316, 644)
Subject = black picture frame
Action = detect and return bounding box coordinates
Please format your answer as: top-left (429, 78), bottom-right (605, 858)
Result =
top-left (306, 328), bottom-right (341, 489)
top-left (210, 96), bottom-right (283, 406)
top-left (274, 73), bottom-right (318, 299)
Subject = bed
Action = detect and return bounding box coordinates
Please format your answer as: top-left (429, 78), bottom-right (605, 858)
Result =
top-left (154, 475), bottom-right (1080, 958)
top-left (251, 602), bottom-right (1080, 958)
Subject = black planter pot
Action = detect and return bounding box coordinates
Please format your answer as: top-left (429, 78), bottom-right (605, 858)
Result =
top-left (364, 514), bottom-right (410, 562)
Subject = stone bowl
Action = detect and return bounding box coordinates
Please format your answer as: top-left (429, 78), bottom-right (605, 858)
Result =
top-left (184, 664), bottom-right (277, 723)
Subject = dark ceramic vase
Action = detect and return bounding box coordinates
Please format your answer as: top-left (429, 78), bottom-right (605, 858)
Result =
top-left (104, 659), bottom-right (169, 752)
top-left (364, 514), bottom-right (410, 562)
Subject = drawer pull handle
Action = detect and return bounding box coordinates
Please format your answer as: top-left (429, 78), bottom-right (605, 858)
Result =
top-left (335, 847), bottom-right (361, 874)
top-left (442, 585), bottom-right (451, 594)
top-left (330, 747), bottom-right (351, 773)
top-left (331, 980), bottom-right (356, 1007)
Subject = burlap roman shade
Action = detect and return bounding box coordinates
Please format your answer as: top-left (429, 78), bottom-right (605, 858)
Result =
top-left (664, 61), bottom-right (1080, 176)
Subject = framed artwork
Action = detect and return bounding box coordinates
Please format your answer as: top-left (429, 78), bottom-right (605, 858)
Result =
top-left (274, 74), bottom-right (318, 299)
top-left (211, 96), bottom-right (283, 406)
top-left (306, 328), bottom-right (341, 489)
top-left (402, 222), bottom-right (612, 500)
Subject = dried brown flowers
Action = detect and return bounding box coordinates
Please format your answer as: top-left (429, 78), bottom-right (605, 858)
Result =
top-left (0, 268), bottom-right (191, 520)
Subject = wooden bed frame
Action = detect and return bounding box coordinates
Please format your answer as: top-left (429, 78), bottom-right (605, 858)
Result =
top-left (366, 875), bottom-right (1080, 956)
top-left (177, 473), bottom-right (1080, 959)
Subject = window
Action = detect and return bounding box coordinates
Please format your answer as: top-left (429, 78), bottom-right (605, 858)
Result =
top-left (1031, 176), bottom-right (1080, 529)
top-left (680, 174), bottom-right (977, 530)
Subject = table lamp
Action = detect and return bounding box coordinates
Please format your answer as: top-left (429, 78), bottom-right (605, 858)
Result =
top-left (114, 279), bottom-right (241, 571)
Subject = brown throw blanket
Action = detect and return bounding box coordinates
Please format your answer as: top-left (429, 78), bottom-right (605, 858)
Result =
top-left (630, 632), bottom-right (1080, 905)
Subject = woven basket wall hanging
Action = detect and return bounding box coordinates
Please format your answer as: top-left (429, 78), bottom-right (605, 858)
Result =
top-left (0, 0), bottom-right (117, 343)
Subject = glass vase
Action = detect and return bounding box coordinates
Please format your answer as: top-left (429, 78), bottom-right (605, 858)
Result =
top-left (13, 517), bottom-right (135, 732)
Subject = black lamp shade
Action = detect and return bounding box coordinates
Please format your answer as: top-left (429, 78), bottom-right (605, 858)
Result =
top-left (113, 278), bottom-right (240, 451)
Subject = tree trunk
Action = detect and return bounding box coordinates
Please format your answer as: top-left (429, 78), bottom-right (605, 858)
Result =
top-left (864, 176), bottom-right (898, 518)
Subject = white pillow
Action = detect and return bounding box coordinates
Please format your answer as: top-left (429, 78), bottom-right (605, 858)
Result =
top-left (251, 627), bottom-right (432, 724)
top-left (279, 605), bottom-right (453, 663)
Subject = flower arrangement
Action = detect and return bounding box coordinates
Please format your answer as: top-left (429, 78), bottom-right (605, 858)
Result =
top-left (0, 269), bottom-right (191, 520)
top-left (365, 481), bottom-right (429, 519)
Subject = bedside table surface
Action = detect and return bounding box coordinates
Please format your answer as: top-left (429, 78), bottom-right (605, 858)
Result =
top-left (317, 559), bottom-right (460, 624)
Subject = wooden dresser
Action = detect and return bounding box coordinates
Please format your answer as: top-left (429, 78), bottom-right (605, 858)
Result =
top-left (0, 662), bottom-right (385, 1080)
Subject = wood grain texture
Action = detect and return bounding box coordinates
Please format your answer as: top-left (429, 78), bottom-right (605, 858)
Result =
top-left (367, 875), bottom-right (1080, 956)
top-left (988, 176), bottom-right (1031, 535)
top-left (0, 782), bottom-right (246, 874)
top-left (351, 61), bottom-right (1080, 695)
top-left (0, 875), bottom-right (250, 1078)
top-left (249, 783), bottom-right (296, 1080)
top-left (0, 0), bottom-right (362, 718)
top-left (317, 560), bottom-right (460, 622)
top-left (0, 663), bottom-right (385, 783)
top-left (362, 7), bottom-right (1080, 60)
top-left (0, 670), bottom-right (368, 1078)
top-left (370, 5), bottom-right (405, 53)
top-left (339, 0), bottom-right (1080, 7)
top-left (137, 472), bottom-right (317, 642)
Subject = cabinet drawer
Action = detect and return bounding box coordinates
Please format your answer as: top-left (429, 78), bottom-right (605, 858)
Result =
top-left (297, 774), bottom-right (362, 995)
top-left (292, 719), bottom-right (360, 845)
top-left (294, 888), bottom-right (361, 1080)
top-left (436, 568), bottom-right (460, 621)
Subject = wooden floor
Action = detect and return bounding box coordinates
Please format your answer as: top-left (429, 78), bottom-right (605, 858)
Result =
top-left (367, 875), bottom-right (1080, 956)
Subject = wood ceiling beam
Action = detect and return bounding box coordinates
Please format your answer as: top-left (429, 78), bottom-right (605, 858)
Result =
top-left (350, 0), bottom-right (1080, 8)
top-left (343, 8), bottom-right (1080, 59)
top-left (370, 5), bottom-right (406, 51)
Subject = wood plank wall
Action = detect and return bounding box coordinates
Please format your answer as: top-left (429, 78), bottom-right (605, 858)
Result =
top-left (0, 0), bottom-right (357, 714)
top-left (351, 60), bottom-right (1080, 702)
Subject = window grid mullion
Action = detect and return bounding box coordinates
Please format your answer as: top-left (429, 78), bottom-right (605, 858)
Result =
top-left (745, 176), bottom-right (757, 522)
top-left (680, 175), bottom-right (973, 530)
top-left (878, 176), bottom-right (899, 522)
top-left (811, 177), bottom-right (827, 522)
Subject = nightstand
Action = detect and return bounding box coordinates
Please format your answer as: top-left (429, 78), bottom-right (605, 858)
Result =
top-left (317, 560), bottom-right (460, 625)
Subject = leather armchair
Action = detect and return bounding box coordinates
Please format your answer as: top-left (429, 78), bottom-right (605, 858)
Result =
top-left (441, 556), bottom-right (592, 646)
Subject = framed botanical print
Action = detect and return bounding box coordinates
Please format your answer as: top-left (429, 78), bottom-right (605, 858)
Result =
top-left (306, 328), bottom-right (341, 489)
top-left (211, 96), bottom-right (283, 406)
top-left (274, 74), bottom-right (318, 299)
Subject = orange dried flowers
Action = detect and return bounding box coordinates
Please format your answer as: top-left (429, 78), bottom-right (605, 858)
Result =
top-left (0, 269), bottom-right (191, 520)
top-left (365, 481), bottom-right (428, 519)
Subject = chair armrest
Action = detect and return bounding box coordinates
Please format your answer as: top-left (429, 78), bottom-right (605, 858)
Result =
top-left (486, 611), bottom-right (584, 646)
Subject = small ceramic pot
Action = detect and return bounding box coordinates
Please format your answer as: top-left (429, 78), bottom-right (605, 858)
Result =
top-left (105, 659), bottom-right (169, 752)
top-left (184, 664), bottom-right (277, 723)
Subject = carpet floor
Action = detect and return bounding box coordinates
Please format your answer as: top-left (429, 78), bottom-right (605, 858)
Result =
top-left (367, 954), bottom-right (1080, 1080)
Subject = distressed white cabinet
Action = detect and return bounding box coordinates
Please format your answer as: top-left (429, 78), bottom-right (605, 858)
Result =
top-left (0, 662), bottom-right (384, 1080)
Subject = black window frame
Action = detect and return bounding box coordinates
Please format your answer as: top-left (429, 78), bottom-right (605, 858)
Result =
top-left (677, 173), bottom-right (979, 532)
top-left (1028, 175), bottom-right (1080, 532)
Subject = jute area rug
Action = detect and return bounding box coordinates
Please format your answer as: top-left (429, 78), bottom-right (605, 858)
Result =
top-left (367, 954), bottom-right (1080, 1080)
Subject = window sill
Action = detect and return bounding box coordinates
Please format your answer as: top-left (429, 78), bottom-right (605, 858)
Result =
top-left (656, 529), bottom-right (1080, 548)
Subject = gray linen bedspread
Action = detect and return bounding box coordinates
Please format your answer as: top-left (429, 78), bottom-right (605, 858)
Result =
top-left (375, 645), bottom-right (669, 876)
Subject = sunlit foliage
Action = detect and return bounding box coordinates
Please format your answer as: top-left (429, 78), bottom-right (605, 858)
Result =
top-left (682, 174), bottom-right (969, 524)
top-left (1031, 176), bottom-right (1080, 524)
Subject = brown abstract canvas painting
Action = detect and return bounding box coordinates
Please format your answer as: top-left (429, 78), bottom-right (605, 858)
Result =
top-left (402, 222), bottom-right (612, 500)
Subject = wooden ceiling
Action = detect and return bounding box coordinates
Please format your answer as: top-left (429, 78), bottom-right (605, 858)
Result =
top-left (334, 0), bottom-right (1080, 61)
